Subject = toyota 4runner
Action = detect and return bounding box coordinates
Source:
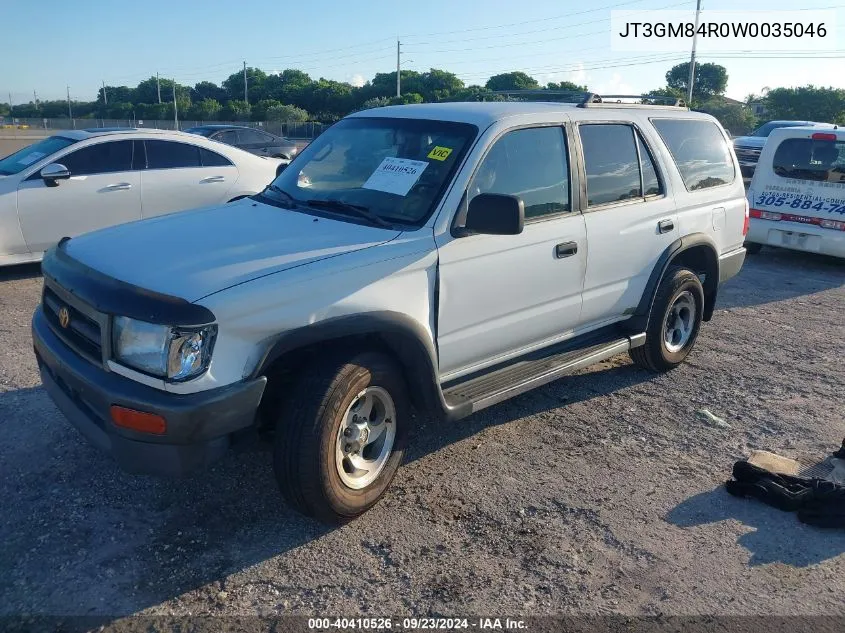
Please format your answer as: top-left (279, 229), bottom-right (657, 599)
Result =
top-left (32, 97), bottom-right (747, 522)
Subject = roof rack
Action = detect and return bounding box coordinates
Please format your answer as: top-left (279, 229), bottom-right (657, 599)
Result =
top-left (486, 90), bottom-right (687, 109)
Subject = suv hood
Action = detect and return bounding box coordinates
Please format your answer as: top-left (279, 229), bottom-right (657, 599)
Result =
top-left (733, 136), bottom-right (766, 148)
top-left (65, 199), bottom-right (401, 303)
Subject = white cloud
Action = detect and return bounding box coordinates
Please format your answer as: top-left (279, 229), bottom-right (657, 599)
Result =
top-left (592, 72), bottom-right (635, 96)
top-left (349, 73), bottom-right (366, 87)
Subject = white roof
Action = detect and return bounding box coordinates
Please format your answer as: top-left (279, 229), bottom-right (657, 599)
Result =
top-left (54, 128), bottom-right (193, 141)
top-left (349, 101), bottom-right (708, 128)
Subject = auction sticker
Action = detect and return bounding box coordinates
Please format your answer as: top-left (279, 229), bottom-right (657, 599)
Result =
top-left (362, 157), bottom-right (428, 196)
top-left (427, 146), bottom-right (453, 161)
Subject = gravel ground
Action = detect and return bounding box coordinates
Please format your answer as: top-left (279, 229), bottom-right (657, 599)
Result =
top-left (0, 247), bottom-right (843, 623)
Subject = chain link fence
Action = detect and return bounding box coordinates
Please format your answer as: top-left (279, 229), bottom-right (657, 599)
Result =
top-left (0, 117), bottom-right (330, 139)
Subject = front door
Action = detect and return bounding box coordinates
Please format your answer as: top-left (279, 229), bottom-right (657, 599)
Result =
top-left (436, 125), bottom-right (587, 379)
top-left (17, 139), bottom-right (142, 254)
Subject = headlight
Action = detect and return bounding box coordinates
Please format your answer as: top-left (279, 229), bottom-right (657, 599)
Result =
top-left (112, 316), bottom-right (216, 381)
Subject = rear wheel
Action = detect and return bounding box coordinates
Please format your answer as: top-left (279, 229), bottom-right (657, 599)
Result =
top-left (272, 352), bottom-right (408, 523)
top-left (630, 266), bottom-right (704, 372)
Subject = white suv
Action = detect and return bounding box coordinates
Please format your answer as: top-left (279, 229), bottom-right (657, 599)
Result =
top-left (31, 97), bottom-right (748, 522)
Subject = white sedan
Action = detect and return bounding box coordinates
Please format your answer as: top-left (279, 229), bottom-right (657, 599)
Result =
top-left (0, 128), bottom-right (284, 266)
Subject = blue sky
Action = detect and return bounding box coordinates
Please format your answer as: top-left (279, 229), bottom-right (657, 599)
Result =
top-left (2, 0), bottom-right (843, 104)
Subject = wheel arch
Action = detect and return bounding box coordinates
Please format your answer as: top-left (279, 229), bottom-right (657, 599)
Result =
top-left (250, 311), bottom-right (447, 421)
top-left (631, 233), bottom-right (720, 330)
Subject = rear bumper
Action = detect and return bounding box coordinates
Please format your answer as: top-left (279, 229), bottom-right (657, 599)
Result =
top-left (32, 306), bottom-right (267, 476)
top-left (718, 247), bottom-right (746, 283)
top-left (746, 219), bottom-right (845, 258)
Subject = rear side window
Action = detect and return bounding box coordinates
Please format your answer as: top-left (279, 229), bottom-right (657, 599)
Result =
top-left (200, 148), bottom-right (233, 167)
top-left (580, 124), bottom-right (664, 206)
top-left (772, 138), bottom-right (845, 183)
top-left (215, 130), bottom-right (239, 144)
top-left (145, 140), bottom-right (201, 169)
top-left (240, 129), bottom-right (273, 143)
top-left (61, 140), bottom-right (134, 176)
top-left (651, 119), bottom-right (735, 191)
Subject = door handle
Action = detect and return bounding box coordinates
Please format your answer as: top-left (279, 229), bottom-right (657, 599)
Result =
top-left (104, 182), bottom-right (132, 190)
top-left (658, 219), bottom-right (674, 234)
top-left (200, 175), bottom-right (226, 183)
top-left (555, 241), bottom-right (578, 258)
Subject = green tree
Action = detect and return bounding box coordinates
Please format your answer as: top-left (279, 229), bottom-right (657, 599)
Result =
top-left (98, 85), bottom-right (133, 105)
top-left (188, 98), bottom-right (222, 121)
top-left (192, 81), bottom-right (228, 103)
top-left (223, 99), bottom-right (252, 120)
top-left (265, 103), bottom-right (309, 121)
top-left (546, 81), bottom-right (587, 92)
top-left (485, 72), bottom-right (540, 92)
top-left (641, 86), bottom-right (685, 104)
top-left (418, 69), bottom-right (464, 101)
top-left (666, 62), bottom-right (728, 102)
top-left (222, 67), bottom-right (267, 103)
top-left (137, 102), bottom-right (168, 120)
top-left (132, 76), bottom-right (190, 105)
top-left (764, 86), bottom-right (845, 124)
top-left (697, 98), bottom-right (758, 135)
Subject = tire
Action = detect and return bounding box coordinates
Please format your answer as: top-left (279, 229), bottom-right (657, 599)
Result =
top-left (272, 352), bottom-right (408, 523)
top-left (744, 242), bottom-right (763, 255)
top-left (630, 266), bottom-right (704, 372)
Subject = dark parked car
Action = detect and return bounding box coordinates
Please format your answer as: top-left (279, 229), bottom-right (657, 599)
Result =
top-left (184, 125), bottom-right (299, 160)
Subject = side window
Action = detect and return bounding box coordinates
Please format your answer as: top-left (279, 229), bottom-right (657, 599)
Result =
top-left (200, 147), bottom-right (233, 167)
top-left (638, 134), bottom-right (662, 196)
top-left (215, 130), bottom-right (239, 145)
top-left (60, 140), bottom-right (133, 176)
top-left (579, 124), bottom-right (642, 206)
top-left (145, 140), bottom-right (201, 169)
top-left (469, 126), bottom-right (570, 219)
top-left (651, 119), bottom-right (735, 190)
top-left (239, 129), bottom-right (268, 144)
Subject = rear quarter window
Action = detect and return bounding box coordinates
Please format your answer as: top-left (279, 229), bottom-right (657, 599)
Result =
top-left (651, 119), bottom-right (735, 191)
top-left (772, 138), bottom-right (845, 183)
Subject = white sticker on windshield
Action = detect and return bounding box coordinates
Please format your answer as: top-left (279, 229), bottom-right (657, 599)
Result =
top-left (362, 157), bottom-right (428, 196)
top-left (17, 151), bottom-right (46, 166)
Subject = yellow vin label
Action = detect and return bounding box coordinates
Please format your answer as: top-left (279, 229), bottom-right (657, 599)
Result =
top-left (427, 146), bottom-right (453, 161)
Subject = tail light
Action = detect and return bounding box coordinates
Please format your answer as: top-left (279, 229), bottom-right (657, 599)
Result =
top-left (749, 208), bottom-right (845, 231)
top-left (742, 199), bottom-right (750, 235)
top-left (811, 132), bottom-right (837, 141)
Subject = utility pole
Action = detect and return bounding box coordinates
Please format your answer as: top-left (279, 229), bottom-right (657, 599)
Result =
top-left (102, 80), bottom-right (108, 105)
top-left (157, 72), bottom-right (161, 104)
top-left (396, 40), bottom-right (401, 97)
top-left (173, 83), bottom-right (178, 129)
top-left (33, 90), bottom-right (38, 111)
top-left (67, 86), bottom-right (72, 119)
top-left (243, 61), bottom-right (248, 104)
top-left (686, 0), bottom-right (702, 105)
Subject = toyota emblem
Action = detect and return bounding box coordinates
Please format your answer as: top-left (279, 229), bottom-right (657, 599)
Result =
top-left (58, 306), bottom-right (70, 329)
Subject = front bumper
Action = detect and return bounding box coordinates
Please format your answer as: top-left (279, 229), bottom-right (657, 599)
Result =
top-left (32, 306), bottom-right (267, 476)
top-left (719, 246), bottom-right (746, 284)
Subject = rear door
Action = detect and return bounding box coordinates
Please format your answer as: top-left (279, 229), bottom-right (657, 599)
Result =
top-left (139, 139), bottom-right (238, 216)
top-left (238, 128), bottom-right (278, 156)
top-left (16, 139), bottom-right (142, 253)
top-left (577, 122), bottom-right (678, 326)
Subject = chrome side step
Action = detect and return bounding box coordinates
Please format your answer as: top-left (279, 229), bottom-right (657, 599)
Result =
top-left (443, 332), bottom-right (645, 415)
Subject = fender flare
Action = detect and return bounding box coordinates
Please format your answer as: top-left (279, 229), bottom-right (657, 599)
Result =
top-left (250, 311), bottom-right (457, 418)
top-left (630, 233), bottom-right (720, 330)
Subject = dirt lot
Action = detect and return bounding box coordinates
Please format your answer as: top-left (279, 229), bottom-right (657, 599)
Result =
top-left (0, 248), bottom-right (843, 623)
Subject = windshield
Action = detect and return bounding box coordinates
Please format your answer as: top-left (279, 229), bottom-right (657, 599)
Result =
top-left (0, 136), bottom-right (77, 175)
top-left (750, 122), bottom-right (809, 138)
top-left (262, 117), bottom-right (477, 226)
top-left (183, 127), bottom-right (215, 137)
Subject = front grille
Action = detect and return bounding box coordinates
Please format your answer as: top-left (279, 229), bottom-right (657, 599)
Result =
top-left (735, 146), bottom-right (762, 162)
top-left (43, 287), bottom-right (103, 364)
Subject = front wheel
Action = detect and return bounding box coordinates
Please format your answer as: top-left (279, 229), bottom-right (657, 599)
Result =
top-left (272, 352), bottom-right (408, 523)
top-left (630, 266), bottom-right (704, 372)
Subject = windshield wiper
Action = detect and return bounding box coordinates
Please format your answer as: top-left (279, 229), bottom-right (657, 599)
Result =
top-left (261, 183), bottom-right (300, 207)
top-left (302, 198), bottom-right (392, 228)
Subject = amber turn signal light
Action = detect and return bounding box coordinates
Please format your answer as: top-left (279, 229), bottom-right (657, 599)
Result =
top-left (110, 405), bottom-right (167, 435)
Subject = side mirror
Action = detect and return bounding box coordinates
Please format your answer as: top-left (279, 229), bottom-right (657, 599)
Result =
top-left (275, 163), bottom-right (287, 177)
top-left (41, 163), bottom-right (71, 186)
top-left (461, 193), bottom-right (524, 236)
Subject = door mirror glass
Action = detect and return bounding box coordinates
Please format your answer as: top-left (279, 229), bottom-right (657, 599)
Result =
top-left (40, 163), bottom-right (71, 185)
top-left (462, 193), bottom-right (524, 235)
